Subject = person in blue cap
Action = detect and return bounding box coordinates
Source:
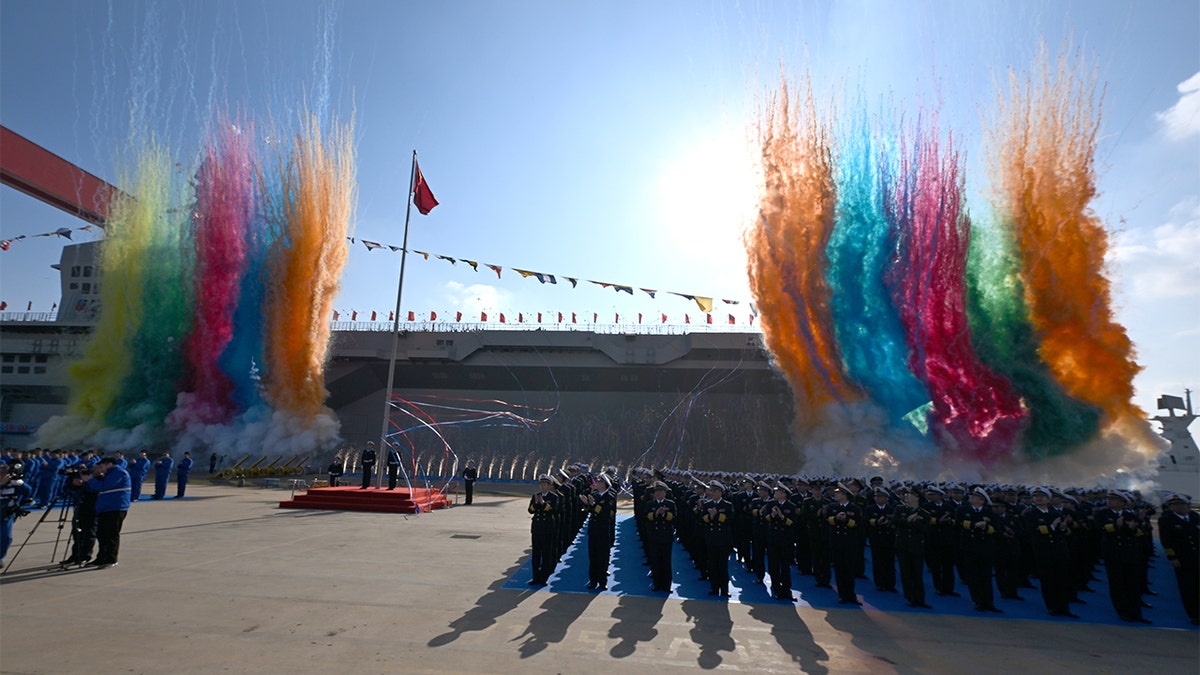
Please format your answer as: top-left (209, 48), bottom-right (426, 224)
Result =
top-left (152, 452), bottom-right (174, 500)
top-left (85, 457), bottom-right (131, 569)
top-left (175, 451), bottom-right (193, 498)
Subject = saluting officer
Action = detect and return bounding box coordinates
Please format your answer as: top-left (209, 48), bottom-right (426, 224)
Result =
top-left (893, 488), bottom-right (931, 608)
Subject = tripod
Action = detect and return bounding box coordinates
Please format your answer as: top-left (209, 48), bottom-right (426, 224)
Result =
top-left (1, 485), bottom-right (76, 575)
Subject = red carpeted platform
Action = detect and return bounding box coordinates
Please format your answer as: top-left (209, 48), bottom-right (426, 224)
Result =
top-left (278, 486), bottom-right (451, 514)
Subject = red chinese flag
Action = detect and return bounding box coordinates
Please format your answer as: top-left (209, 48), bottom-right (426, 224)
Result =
top-left (557, 312), bottom-right (563, 323)
top-left (408, 311), bottom-right (415, 321)
top-left (371, 311), bottom-right (378, 321)
top-left (481, 311), bottom-right (488, 322)
top-left (333, 310), bottom-right (339, 321)
top-left (706, 313), bottom-right (713, 324)
top-left (749, 314), bottom-right (755, 325)
top-left (615, 313), bottom-right (619, 323)
top-left (685, 314), bottom-right (690, 324)
top-left (389, 311), bottom-right (395, 321)
top-left (500, 313), bottom-right (506, 323)
top-left (518, 313), bottom-right (524, 323)
top-left (593, 312), bottom-right (598, 323)
top-left (413, 160), bottom-right (439, 215)
top-left (430, 311), bottom-right (438, 321)
top-left (728, 314), bottom-right (735, 324)
top-left (456, 311), bottom-right (463, 322)
top-left (638, 313), bottom-right (643, 323)
top-left (661, 313), bottom-right (667, 324)
top-left (572, 312), bottom-right (577, 323)
top-left (537, 312), bottom-right (543, 323)
top-left (352, 310), bottom-right (358, 321)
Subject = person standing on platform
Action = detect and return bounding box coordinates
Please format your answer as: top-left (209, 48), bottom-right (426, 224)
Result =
top-left (867, 488), bottom-right (898, 593)
top-left (385, 447), bottom-right (401, 490)
top-left (1158, 493), bottom-right (1198, 626)
top-left (86, 457), bottom-right (131, 569)
top-left (528, 475), bottom-right (560, 586)
top-left (1096, 490), bottom-right (1151, 623)
top-left (327, 456), bottom-right (344, 487)
top-left (828, 485), bottom-right (863, 605)
top-left (1022, 486), bottom-right (1078, 618)
top-left (359, 442), bottom-right (377, 489)
top-left (645, 481), bottom-right (677, 592)
top-left (701, 481), bottom-right (734, 597)
top-left (765, 485), bottom-right (797, 601)
top-left (461, 460), bottom-right (478, 505)
top-left (958, 487), bottom-right (1002, 613)
top-left (128, 451), bottom-right (151, 501)
top-left (584, 474), bottom-right (617, 590)
top-left (175, 451), bottom-right (193, 498)
top-left (894, 488), bottom-right (932, 608)
top-left (152, 452), bottom-right (173, 500)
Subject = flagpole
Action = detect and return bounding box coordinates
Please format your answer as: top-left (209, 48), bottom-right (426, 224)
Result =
top-left (375, 150), bottom-right (418, 490)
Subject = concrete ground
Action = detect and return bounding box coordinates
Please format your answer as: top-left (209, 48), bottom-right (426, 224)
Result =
top-left (1, 482), bottom-right (1197, 675)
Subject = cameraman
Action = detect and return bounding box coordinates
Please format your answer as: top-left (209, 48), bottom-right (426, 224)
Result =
top-left (60, 462), bottom-right (98, 566)
top-left (1, 462), bottom-right (33, 567)
top-left (86, 457), bottom-right (131, 569)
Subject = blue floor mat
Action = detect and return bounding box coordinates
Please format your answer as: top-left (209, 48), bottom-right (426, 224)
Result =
top-left (502, 514), bottom-right (1198, 630)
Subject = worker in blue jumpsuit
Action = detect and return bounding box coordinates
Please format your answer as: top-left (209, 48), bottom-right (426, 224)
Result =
top-left (175, 451), bottom-right (193, 498)
top-left (129, 451), bottom-right (151, 501)
top-left (153, 452), bottom-right (174, 500)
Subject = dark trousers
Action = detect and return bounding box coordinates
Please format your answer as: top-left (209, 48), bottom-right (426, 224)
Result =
top-left (927, 537), bottom-right (956, 594)
top-left (70, 505), bottom-right (97, 562)
top-left (95, 510), bottom-right (127, 564)
top-left (648, 533), bottom-right (674, 590)
top-left (587, 524), bottom-right (614, 585)
top-left (464, 481), bottom-right (474, 505)
top-left (897, 548), bottom-right (926, 604)
top-left (810, 538), bottom-right (832, 586)
top-left (871, 539), bottom-right (896, 590)
top-left (1106, 557), bottom-right (1144, 619)
top-left (1173, 560), bottom-right (1199, 621)
top-left (130, 479), bottom-right (144, 501)
top-left (767, 539), bottom-right (793, 597)
top-left (750, 528), bottom-right (768, 580)
top-left (531, 525), bottom-right (557, 583)
top-left (153, 475), bottom-right (168, 499)
top-left (962, 547), bottom-right (996, 608)
top-left (1036, 556), bottom-right (1071, 614)
top-left (329, 474), bottom-right (340, 487)
top-left (706, 542), bottom-right (731, 593)
top-left (361, 466), bottom-right (374, 489)
top-left (387, 466), bottom-right (398, 490)
top-left (794, 528), bottom-right (812, 575)
top-left (176, 474), bottom-right (189, 498)
top-left (832, 546), bottom-right (858, 602)
top-left (995, 542), bottom-right (1021, 597)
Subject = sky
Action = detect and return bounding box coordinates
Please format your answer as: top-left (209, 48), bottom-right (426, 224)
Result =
top-left (1, 0), bottom-right (1197, 415)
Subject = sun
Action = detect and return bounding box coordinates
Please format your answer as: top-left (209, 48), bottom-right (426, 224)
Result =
top-left (658, 129), bottom-right (761, 254)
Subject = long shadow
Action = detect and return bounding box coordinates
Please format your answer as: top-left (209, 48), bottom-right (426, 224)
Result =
top-left (681, 598), bottom-right (736, 669)
top-left (607, 593), bottom-right (668, 658)
top-left (822, 607), bottom-right (922, 675)
top-left (746, 600), bottom-right (830, 674)
top-left (428, 554), bottom-right (536, 647)
top-left (512, 591), bottom-right (598, 658)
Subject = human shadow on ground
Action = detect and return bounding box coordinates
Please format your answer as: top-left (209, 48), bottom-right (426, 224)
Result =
top-left (681, 598), bottom-right (736, 669)
top-left (822, 605), bottom-right (923, 675)
top-left (512, 591), bottom-right (599, 658)
top-left (746, 599), bottom-right (831, 674)
top-left (607, 593), bottom-right (668, 658)
top-left (428, 553), bottom-right (536, 647)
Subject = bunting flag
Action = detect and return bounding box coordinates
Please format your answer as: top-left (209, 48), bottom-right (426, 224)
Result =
top-left (414, 250), bottom-right (430, 260)
top-left (722, 299), bottom-right (740, 305)
top-left (352, 310), bottom-right (358, 321)
top-left (565, 277), bottom-right (578, 288)
top-left (430, 311), bottom-right (437, 321)
top-left (500, 313), bottom-right (506, 324)
top-left (706, 313), bottom-right (713, 325)
top-left (362, 240), bottom-right (382, 251)
top-left (487, 264), bottom-right (502, 279)
top-left (0, 240), bottom-right (10, 251)
top-left (412, 160), bottom-right (439, 215)
top-left (558, 312), bottom-right (563, 323)
top-left (514, 269), bottom-right (538, 280)
top-left (481, 311), bottom-right (487, 322)
top-left (641, 288), bottom-right (657, 298)
top-left (371, 311), bottom-right (378, 321)
top-left (436, 255), bottom-right (456, 265)
top-left (456, 311), bottom-right (463, 322)
top-left (695, 296), bottom-right (714, 313)
top-left (728, 314), bottom-right (736, 325)
top-left (53, 227), bottom-right (73, 239)
top-left (614, 285), bottom-right (633, 295)
top-left (408, 311), bottom-right (415, 321)
top-left (388, 245), bottom-right (402, 252)
top-left (661, 313), bottom-right (667, 323)
top-left (461, 259), bottom-right (479, 271)
top-left (591, 281), bottom-right (611, 290)
top-left (333, 310), bottom-right (340, 321)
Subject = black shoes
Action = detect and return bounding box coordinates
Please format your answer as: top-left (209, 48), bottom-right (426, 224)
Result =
top-left (907, 601), bottom-right (933, 609)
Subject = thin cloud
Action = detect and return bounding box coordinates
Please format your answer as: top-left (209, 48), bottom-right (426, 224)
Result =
top-left (1156, 70), bottom-right (1200, 141)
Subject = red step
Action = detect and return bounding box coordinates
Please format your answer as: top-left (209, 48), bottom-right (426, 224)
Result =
top-left (279, 486), bottom-right (451, 514)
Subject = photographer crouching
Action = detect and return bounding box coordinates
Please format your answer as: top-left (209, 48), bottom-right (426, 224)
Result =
top-left (1, 462), bottom-right (34, 567)
top-left (86, 457), bottom-right (131, 569)
top-left (59, 461), bottom-right (99, 567)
